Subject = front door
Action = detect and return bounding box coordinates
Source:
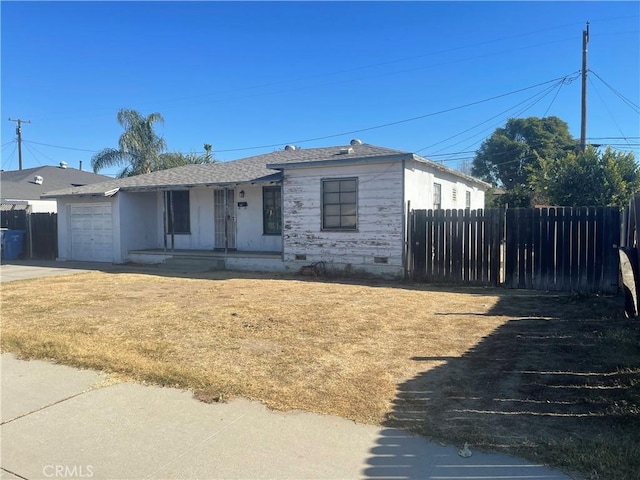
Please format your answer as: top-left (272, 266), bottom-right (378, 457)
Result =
top-left (214, 189), bottom-right (236, 250)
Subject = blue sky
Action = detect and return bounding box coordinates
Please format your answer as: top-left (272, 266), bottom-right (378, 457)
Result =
top-left (1, 1), bottom-right (639, 177)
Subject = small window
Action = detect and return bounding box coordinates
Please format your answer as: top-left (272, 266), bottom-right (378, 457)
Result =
top-left (433, 183), bottom-right (442, 210)
top-left (322, 178), bottom-right (357, 231)
top-left (263, 186), bottom-right (282, 235)
top-left (167, 190), bottom-right (190, 234)
top-left (465, 191), bottom-right (471, 209)
top-left (452, 188), bottom-right (457, 204)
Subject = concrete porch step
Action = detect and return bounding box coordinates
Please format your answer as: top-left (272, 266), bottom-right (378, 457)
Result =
top-left (159, 256), bottom-right (226, 272)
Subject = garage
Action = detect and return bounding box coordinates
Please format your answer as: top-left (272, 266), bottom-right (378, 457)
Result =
top-left (69, 203), bottom-right (113, 262)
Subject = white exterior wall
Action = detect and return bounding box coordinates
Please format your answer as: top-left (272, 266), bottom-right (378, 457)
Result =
top-left (28, 199), bottom-right (58, 213)
top-left (56, 195), bottom-right (122, 263)
top-left (119, 191), bottom-right (158, 259)
top-left (235, 185), bottom-right (282, 252)
top-left (282, 161), bottom-right (404, 277)
top-left (154, 186), bottom-right (281, 252)
top-left (404, 159), bottom-right (486, 210)
top-left (156, 187), bottom-right (215, 250)
top-left (1, 199), bottom-right (57, 213)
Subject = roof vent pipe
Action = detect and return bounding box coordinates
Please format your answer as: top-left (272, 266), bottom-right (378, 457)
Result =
top-left (59, 161), bottom-right (68, 169)
top-left (284, 145), bottom-right (296, 151)
top-left (34, 175), bottom-right (43, 185)
top-left (350, 139), bottom-right (363, 146)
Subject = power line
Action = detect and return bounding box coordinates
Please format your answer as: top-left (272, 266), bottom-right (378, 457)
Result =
top-left (22, 141), bottom-right (56, 165)
top-left (419, 76), bottom-right (576, 157)
top-left (1, 144), bottom-right (17, 171)
top-left (588, 77), bottom-right (634, 147)
top-left (590, 69), bottom-right (640, 113)
top-left (213, 72), bottom-right (581, 153)
top-left (588, 137), bottom-right (640, 140)
top-left (22, 142), bottom-right (46, 167)
top-left (21, 140), bottom-right (99, 153)
top-left (37, 22), bottom-right (590, 122)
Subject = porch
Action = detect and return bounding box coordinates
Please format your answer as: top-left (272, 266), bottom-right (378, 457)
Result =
top-left (127, 249), bottom-right (285, 273)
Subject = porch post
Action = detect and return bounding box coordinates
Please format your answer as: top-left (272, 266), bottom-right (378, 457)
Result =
top-left (169, 191), bottom-right (175, 251)
top-left (224, 188), bottom-right (229, 254)
top-left (162, 191), bottom-right (167, 251)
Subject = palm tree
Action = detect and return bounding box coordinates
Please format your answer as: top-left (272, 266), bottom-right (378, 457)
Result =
top-left (92, 109), bottom-right (167, 178)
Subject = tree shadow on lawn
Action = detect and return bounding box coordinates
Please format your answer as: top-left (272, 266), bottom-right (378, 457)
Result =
top-left (363, 293), bottom-right (640, 480)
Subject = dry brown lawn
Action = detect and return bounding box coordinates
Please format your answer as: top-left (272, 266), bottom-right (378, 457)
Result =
top-left (2, 269), bottom-right (638, 480)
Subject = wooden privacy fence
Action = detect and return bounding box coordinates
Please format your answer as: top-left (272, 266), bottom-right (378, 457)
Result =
top-left (408, 207), bottom-right (621, 294)
top-left (408, 209), bottom-right (503, 286)
top-left (0, 209), bottom-right (58, 260)
top-left (29, 213), bottom-right (58, 260)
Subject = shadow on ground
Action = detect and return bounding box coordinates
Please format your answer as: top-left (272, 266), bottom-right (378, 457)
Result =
top-left (363, 292), bottom-right (640, 480)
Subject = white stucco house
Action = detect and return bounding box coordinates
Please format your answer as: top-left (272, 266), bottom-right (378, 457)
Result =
top-left (42, 141), bottom-right (489, 277)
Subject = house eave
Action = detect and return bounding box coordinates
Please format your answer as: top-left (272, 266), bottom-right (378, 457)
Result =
top-left (267, 153), bottom-right (411, 170)
top-left (411, 154), bottom-right (491, 189)
top-left (40, 187), bottom-right (120, 199)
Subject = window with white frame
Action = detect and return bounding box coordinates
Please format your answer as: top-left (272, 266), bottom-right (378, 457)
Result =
top-left (465, 191), bottom-right (471, 209)
top-left (263, 186), bottom-right (282, 235)
top-left (322, 178), bottom-right (357, 230)
top-left (433, 183), bottom-right (442, 209)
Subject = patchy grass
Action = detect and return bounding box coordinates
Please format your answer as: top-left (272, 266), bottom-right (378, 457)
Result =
top-left (1, 270), bottom-right (638, 480)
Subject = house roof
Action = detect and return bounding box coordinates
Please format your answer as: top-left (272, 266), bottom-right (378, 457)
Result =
top-left (1, 165), bottom-right (111, 201)
top-left (41, 143), bottom-right (489, 198)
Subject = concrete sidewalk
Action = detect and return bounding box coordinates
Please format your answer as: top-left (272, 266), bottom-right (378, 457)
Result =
top-left (0, 354), bottom-right (573, 480)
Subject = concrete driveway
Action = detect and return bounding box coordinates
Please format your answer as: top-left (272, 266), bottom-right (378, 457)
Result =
top-left (0, 260), bottom-right (106, 283)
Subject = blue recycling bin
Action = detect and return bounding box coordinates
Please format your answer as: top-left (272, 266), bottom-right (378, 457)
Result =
top-left (2, 230), bottom-right (26, 260)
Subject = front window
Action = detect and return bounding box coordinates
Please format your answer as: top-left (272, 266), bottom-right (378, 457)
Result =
top-left (466, 191), bottom-right (471, 209)
top-left (167, 190), bottom-right (190, 234)
top-left (263, 186), bottom-right (282, 235)
top-left (433, 183), bottom-right (442, 209)
top-left (322, 178), bottom-right (357, 230)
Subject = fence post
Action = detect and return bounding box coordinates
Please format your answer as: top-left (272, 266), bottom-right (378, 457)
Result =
top-left (405, 204), bottom-right (412, 279)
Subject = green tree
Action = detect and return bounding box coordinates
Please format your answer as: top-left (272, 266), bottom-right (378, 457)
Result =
top-left (92, 108), bottom-right (167, 178)
top-left (158, 144), bottom-right (216, 169)
top-left (472, 116), bottom-right (577, 207)
top-left (529, 146), bottom-right (639, 209)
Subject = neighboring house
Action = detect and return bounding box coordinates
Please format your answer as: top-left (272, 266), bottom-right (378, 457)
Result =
top-left (42, 141), bottom-right (489, 277)
top-left (1, 164), bottom-right (111, 213)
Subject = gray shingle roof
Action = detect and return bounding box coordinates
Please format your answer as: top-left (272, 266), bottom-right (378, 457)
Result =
top-left (1, 166), bottom-right (111, 201)
top-left (41, 143), bottom-right (488, 198)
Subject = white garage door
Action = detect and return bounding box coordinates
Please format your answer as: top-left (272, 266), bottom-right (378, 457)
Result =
top-left (70, 203), bottom-right (113, 262)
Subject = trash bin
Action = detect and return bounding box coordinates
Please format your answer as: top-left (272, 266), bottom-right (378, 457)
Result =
top-left (0, 228), bottom-right (6, 259)
top-left (2, 229), bottom-right (26, 260)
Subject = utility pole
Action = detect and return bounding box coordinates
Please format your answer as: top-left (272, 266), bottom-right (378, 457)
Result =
top-left (580, 21), bottom-right (589, 152)
top-left (8, 118), bottom-right (31, 170)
